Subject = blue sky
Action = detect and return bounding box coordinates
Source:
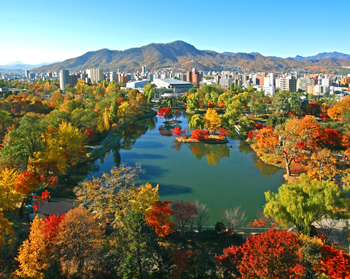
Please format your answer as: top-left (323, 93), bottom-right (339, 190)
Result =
top-left (1, 0), bottom-right (349, 64)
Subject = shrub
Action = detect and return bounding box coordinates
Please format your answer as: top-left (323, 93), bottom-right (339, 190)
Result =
top-left (191, 129), bottom-right (209, 141)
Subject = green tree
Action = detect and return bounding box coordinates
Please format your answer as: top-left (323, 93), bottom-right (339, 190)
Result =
top-left (264, 174), bottom-right (349, 235)
top-left (272, 90), bottom-right (291, 114)
top-left (190, 114), bottom-right (205, 130)
top-left (143, 83), bottom-right (155, 103)
top-left (187, 93), bottom-right (200, 111)
top-left (224, 99), bottom-right (243, 125)
top-left (0, 114), bottom-right (45, 168)
top-left (110, 98), bottom-right (119, 123)
top-left (116, 210), bottom-right (172, 279)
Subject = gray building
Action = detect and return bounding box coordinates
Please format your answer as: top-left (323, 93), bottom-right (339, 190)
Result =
top-left (59, 70), bottom-right (69, 90)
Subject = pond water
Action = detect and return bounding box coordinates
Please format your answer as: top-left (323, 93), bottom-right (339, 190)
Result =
top-left (85, 112), bottom-right (285, 225)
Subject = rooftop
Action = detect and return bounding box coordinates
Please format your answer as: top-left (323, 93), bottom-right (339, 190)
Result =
top-left (154, 78), bottom-right (192, 85)
top-left (36, 199), bottom-right (75, 216)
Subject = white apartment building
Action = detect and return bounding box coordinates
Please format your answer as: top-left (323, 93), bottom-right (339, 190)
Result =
top-left (87, 68), bottom-right (104, 84)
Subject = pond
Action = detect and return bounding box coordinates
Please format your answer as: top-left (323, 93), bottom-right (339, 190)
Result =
top-left (84, 112), bottom-right (285, 225)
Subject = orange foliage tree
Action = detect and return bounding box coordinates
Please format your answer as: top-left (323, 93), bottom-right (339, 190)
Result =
top-left (216, 229), bottom-right (306, 278)
top-left (53, 207), bottom-right (104, 276)
top-left (146, 200), bottom-right (176, 237)
top-left (254, 126), bottom-right (279, 153)
top-left (327, 96), bottom-right (350, 120)
top-left (314, 245), bottom-right (350, 278)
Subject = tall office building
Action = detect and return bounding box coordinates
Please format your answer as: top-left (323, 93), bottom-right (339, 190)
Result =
top-left (141, 65), bottom-right (147, 75)
top-left (87, 68), bottom-right (104, 84)
top-left (110, 71), bottom-right (118, 82)
top-left (59, 70), bottom-right (69, 90)
top-left (25, 70), bottom-right (30, 79)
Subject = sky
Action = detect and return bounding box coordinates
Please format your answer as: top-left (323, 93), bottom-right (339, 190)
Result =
top-left (1, 0), bottom-right (349, 65)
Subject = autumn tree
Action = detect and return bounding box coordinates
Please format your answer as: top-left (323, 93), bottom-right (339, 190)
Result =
top-left (74, 164), bottom-right (159, 227)
top-left (254, 126), bottom-right (279, 153)
top-left (29, 122), bottom-right (86, 175)
top-left (239, 229), bottom-right (306, 278)
top-left (327, 96), bottom-right (350, 120)
top-left (0, 213), bottom-right (15, 259)
top-left (275, 116), bottom-right (323, 176)
top-left (264, 174), bottom-right (349, 235)
top-left (146, 200), bottom-right (176, 237)
top-left (0, 168), bottom-right (21, 212)
top-left (204, 108), bottom-right (221, 133)
top-left (314, 244), bottom-right (350, 278)
top-left (117, 101), bottom-right (133, 124)
top-left (307, 149), bottom-right (338, 181)
top-left (15, 216), bottom-right (51, 279)
top-left (172, 200), bottom-right (197, 233)
top-left (53, 207), bottom-right (104, 277)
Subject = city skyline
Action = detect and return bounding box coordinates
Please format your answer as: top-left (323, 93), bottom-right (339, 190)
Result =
top-left (1, 0), bottom-right (349, 65)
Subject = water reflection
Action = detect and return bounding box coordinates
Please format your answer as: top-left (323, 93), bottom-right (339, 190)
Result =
top-left (120, 118), bottom-right (156, 149)
top-left (252, 153), bottom-right (280, 178)
top-left (188, 143), bottom-right (230, 166)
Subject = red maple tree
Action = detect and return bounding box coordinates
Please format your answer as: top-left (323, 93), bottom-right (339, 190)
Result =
top-left (191, 129), bottom-right (209, 141)
top-left (158, 107), bottom-right (173, 120)
top-left (171, 127), bottom-right (186, 138)
top-left (146, 200), bottom-right (176, 237)
top-left (314, 245), bottom-right (350, 279)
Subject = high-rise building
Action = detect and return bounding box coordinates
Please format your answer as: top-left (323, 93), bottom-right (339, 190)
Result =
top-left (110, 72), bottom-right (118, 82)
top-left (59, 70), bottom-right (69, 90)
top-left (87, 68), bottom-right (104, 84)
top-left (297, 77), bottom-right (315, 92)
top-left (186, 68), bottom-right (202, 85)
top-left (25, 70), bottom-right (30, 79)
top-left (141, 65), bottom-right (147, 75)
top-left (69, 74), bottom-right (78, 87)
top-left (276, 76), bottom-right (296, 92)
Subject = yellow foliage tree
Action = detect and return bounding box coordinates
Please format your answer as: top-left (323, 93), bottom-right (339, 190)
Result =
top-left (0, 168), bottom-right (21, 211)
top-left (30, 122), bottom-right (86, 175)
top-left (0, 213), bottom-right (15, 253)
top-left (74, 164), bottom-right (159, 227)
top-left (103, 108), bottom-right (110, 131)
top-left (204, 108), bottom-right (221, 133)
top-left (15, 216), bottom-right (50, 279)
top-left (307, 149), bottom-right (338, 181)
top-left (117, 101), bottom-right (133, 124)
top-left (125, 183), bottom-right (159, 216)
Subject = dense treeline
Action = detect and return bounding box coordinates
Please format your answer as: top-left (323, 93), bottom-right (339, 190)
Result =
top-left (1, 78), bottom-right (350, 278)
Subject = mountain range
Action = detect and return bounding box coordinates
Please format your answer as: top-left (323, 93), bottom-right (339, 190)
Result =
top-left (33, 41), bottom-right (350, 74)
top-left (0, 61), bottom-right (60, 71)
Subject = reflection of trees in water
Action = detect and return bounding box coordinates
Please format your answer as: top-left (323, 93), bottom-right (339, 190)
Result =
top-left (171, 142), bottom-right (183, 151)
top-left (238, 141), bottom-right (253, 154)
top-left (145, 116), bottom-right (157, 131)
top-left (112, 144), bottom-right (121, 168)
top-left (251, 152), bottom-right (280, 178)
top-left (120, 120), bottom-right (150, 150)
top-left (187, 143), bottom-right (230, 166)
top-left (158, 124), bottom-right (173, 137)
